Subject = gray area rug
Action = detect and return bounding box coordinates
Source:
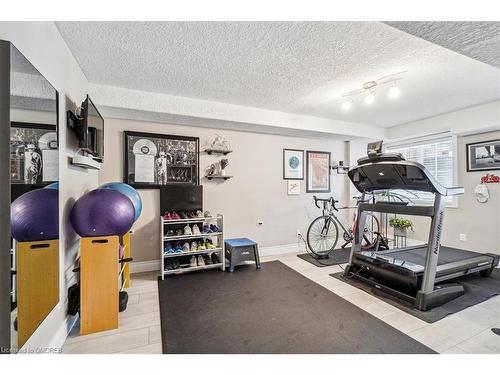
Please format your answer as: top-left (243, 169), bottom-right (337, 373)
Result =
top-left (297, 248), bottom-right (351, 267)
top-left (158, 261), bottom-right (434, 354)
top-left (330, 269), bottom-right (500, 323)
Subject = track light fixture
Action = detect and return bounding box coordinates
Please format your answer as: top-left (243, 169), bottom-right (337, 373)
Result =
top-left (340, 71), bottom-right (406, 111)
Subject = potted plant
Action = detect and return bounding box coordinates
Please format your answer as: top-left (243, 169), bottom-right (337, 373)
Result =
top-left (389, 217), bottom-right (414, 237)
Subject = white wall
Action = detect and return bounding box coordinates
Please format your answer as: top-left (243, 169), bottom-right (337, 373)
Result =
top-left (100, 118), bottom-right (355, 263)
top-left (0, 22), bottom-right (94, 350)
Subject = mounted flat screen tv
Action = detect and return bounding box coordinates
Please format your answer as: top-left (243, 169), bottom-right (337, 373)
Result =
top-left (79, 95), bottom-right (104, 159)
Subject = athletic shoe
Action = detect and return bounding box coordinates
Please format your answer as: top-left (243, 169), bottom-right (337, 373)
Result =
top-left (165, 259), bottom-right (174, 270)
top-left (184, 225), bottom-right (192, 236)
top-left (192, 224), bottom-right (201, 235)
top-left (163, 212), bottom-right (172, 220)
top-left (174, 241), bottom-right (183, 252)
top-left (190, 241), bottom-right (198, 252)
top-left (203, 253), bottom-right (213, 265)
top-left (187, 211), bottom-right (195, 219)
top-left (204, 210), bottom-right (212, 218)
top-left (210, 224), bottom-right (220, 233)
top-left (211, 252), bottom-right (220, 264)
top-left (182, 242), bottom-right (190, 253)
top-left (206, 241), bottom-right (216, 249)
top-left (180, 211), bottom-right (188, 219)
top-left (171, 212), bottom-right (181, 220)
top-left (197, 255), bottom-right (206, 267)
top-left (196, 210), bottom-right (204, 218)
top-left (172, 258), bottom-right (181, 269)
top-left (198, 241), bottom-right (206, 250)
top-left (164, 242), bottom-right (174, 254)
top-left (175, 228), bottom-right (183, 236)
top-left (166, 229), bottom-right (175, 237)
top-left (189, 256), bottom-right (197, 268)
top-left (202, 224), bottom-right (212, 234)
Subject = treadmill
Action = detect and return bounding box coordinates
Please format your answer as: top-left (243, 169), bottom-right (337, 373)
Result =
top-left (344, 141), bottom-right (499, 311)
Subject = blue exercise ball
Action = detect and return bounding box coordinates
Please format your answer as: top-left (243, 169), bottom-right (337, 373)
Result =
top-left (45, 182), bottom-right (59, 189)
top-left (11, 188), bottom-right (59, 242)
top-left (100, 182), bottom-right (142, 221)
top-left (70, 189), bottom-right (135, 237)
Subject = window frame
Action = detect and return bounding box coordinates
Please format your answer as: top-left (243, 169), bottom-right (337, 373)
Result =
top-left (385, 133), bottom-right (459, 208)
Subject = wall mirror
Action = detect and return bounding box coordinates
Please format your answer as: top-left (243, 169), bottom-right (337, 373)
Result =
top-left (7, 42), bottom-right (59, 351)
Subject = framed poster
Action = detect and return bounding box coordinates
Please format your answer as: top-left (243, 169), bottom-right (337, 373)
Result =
top-left (124, 131), bottom-right (199, 188)
top-left (466, 139), bottom-right (500, 172)
top-left (10, 122), bottom-right (58, 184)
top-left (283, 149), bottom-right (304, 180)
top-left (287, 180), bottom-right (301, 195)
top-left (306, 151), bottom-right (331, 193)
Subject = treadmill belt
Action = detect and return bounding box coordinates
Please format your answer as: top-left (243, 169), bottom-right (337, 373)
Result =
top-left (385, 246), bottom-right (486, 266)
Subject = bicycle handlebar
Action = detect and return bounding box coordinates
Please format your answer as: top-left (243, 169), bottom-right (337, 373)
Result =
top-left (313, 196), bottom-right (339, 211)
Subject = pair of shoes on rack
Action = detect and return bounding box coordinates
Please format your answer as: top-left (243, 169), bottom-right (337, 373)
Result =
top-left (189, 255), bottom-right (206, 267)
top-left (182, 224), bottom-right (202, 236)
top-left (202, 224), bottom-right (220, 233)
top-left (165, 258), bottom-right (181, 270)
top-left (163, 211), bottom-right (181, 220)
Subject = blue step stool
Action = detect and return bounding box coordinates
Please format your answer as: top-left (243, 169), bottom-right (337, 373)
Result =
top-left (224, 238), bottom-right (261, 272)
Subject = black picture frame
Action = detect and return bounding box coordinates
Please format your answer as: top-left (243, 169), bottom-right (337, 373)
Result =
top-left (10, 121), bottom-right (59, 185)
top-left (466, 139), bottom-right (500, 172)
top-left (124, 130), bottom-right (200, 188)
top-left (283, 148), bottom-right (304, 180)
top-left (306, 150), bottom-right (331, 193)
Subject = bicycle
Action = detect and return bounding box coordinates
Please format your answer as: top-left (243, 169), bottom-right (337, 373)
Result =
top-left (306, 195), bottom-right (380, 259)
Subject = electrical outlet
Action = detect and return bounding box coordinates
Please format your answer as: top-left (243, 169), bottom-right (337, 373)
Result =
top-left (459, 233), bottom-right (467, 242)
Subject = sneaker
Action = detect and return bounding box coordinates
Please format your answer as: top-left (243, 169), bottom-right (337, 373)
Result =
top-left (211, 252), bottom-right (220, 264)
top-left (184, 225), bottom-right (192, 236)
top-left (203, 253), bottom-right (213, 265)
top-left (166, 229), bottom-right (175, 237)
top-left (182, 242), bottom-right (190, 253)
top-left (196, 210), bottom-right (204, 218)
top-left (192, 224), bottom-right (201, 235)
top-left (190, 241), bottom-right (198, 252)
top-left (165, 259), bottom-right (174, 270)
top-left (210, 224), bottom-right (220, 233)
top-left (202, 224), bottom-right (212, 234)
top-left (171, 212), bottom-right (181, 220)
top-left (175, 228), bottom-right (183, 236)
top-left (164, 242), bottom-right (174, 254)
top-left (204, 210), bottom-right (212, 218)
top-left (174, 241), bottom-right (183, 252)
top-left (189, 256), bottom-right (197, 268)
top-left (197, 255), bottom-right (206, 267)
top-left (187, 211), bottom-right (195, 219)
top-left (179, 211), bottom-right (188, 219)
top-left (198, 241), bottom-right (206, 250)
top-left (206, 241), bottom-right (216, 249)
top-left (163, 212), bottom-right (172, 220)
top-left (172, 258), bottom-right (181, 269)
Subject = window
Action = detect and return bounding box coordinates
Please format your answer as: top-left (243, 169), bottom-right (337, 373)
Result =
top-left (386, 136), bottom-right (456, 205)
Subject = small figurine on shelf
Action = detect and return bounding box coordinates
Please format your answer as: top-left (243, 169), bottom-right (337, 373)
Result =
top-left (219, 158), bottom-right (229, 176)
top-left (205, 163), bottom-right (216, 177)
top-left (210, 134), bottom-right (231, 153)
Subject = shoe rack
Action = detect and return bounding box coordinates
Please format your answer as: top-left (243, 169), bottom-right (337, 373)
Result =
top-left (160, 214), bottom-right (225, 279)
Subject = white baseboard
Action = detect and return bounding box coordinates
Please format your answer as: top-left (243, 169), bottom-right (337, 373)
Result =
top-left (130, 243), bottom-right (301, 274)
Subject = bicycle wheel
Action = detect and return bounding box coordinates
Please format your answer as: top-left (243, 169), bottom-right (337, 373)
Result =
top-left (354, 212), bottom-right (380, 249)
top-left (306, 215), bottom-right (339, 257)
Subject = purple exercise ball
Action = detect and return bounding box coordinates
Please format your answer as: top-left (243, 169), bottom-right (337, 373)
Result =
top-left (11, 188), bottom-right (59, 242)
top-left (70, 189), bottom-right (135, 237)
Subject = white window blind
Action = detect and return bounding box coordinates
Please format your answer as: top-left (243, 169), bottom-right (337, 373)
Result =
top-left (386, 136), bottom-right (455, 204)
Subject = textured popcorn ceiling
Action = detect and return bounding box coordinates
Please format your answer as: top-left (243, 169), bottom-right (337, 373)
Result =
top-left (385, 22), bottom-right (500, 69)
top-left (56, 22), bottom-right (500, 127)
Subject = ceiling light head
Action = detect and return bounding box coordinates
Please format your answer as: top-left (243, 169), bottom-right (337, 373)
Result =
top-left (364, 91), bottom-right (375, 105)
top-left (389, 85), bottom-right (401, 99)
top-left (341, 99), bottom-right (353, 111)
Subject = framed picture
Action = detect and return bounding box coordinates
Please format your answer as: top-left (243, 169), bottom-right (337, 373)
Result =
top-left (124, 131), bottom-right (199, 188)
top-left (466, 139), bottom-right (500, 172)
top-left (283, 149), bottom-right (304, 180)
top-left (306, 151), bottom-right (331, 193)
top-left (10, 122), bottom-right (59, 184)
top-left (287, 180), bottom-right (301, 195)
